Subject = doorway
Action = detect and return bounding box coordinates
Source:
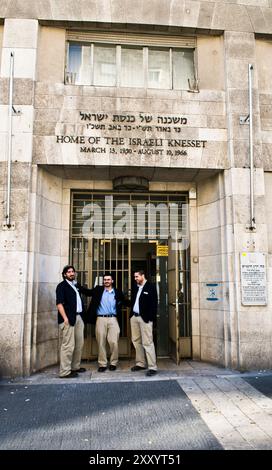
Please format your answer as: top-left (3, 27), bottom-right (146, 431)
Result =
top-left (130, 240), bottom-right (169, 357)
top-left (70, 191), bottom-right (192, 362)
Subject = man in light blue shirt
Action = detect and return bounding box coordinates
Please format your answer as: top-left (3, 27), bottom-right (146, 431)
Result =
top-left (97, 288), bottom-right (117, 316)
top-left (87, 273), bottom-right (127, 372)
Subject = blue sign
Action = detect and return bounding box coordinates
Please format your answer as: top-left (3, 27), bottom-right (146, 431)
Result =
top-left (206, 283), bottom-right (219, 301)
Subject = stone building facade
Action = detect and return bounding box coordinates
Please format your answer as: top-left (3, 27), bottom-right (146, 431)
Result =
top-left (1, 0), bottom-right (272, 376)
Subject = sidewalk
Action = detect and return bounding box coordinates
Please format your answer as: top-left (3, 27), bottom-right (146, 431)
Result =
top-left (1, 359), bottom-right (272, 451)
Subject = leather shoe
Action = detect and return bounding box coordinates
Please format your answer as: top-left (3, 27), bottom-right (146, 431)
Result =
top-left (109, 365), bottom-right (116, 371)
top-left (61, 371), bottom-right (78, 378)
top-left (131, 365), bottom-right (147, 372)
top-left (98, 366), bottom-right (107, 372)
top-left (72, 367), bottom-right (86, 373)
top-left (146, 369), bottom-right (157, 376)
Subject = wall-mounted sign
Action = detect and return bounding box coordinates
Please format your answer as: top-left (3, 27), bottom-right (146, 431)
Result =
top-left (55, 111), bottom-right (207, 158)
top-left (206, 283), bottom-right (219, 301)
top-left (156, 245), bottom-right (169, 257)
top-left (240, 252), bottom-right (267, 306)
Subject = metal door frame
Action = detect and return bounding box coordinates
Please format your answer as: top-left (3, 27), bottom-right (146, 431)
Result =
top-left (69, 190), bottom-right (191, 361)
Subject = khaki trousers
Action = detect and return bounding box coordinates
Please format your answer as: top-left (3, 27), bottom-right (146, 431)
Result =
top-left (59, 315), bottom-right (84, 377)
top-left (95, 316), bottom-right (120, 367)
top-left (130, 315), bottom-right (157, 370)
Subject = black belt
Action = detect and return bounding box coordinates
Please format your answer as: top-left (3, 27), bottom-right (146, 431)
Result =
top-left (133, 312), bottom-right (140, 317)
top-left (97, 314), bottom-right (116, 317)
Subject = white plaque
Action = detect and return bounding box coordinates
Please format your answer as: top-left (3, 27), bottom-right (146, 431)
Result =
top-left (240, 252), bottom-right (267, 306)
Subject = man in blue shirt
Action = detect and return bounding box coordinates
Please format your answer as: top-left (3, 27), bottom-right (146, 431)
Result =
top-left (87, 273), bottom-right (127, 372)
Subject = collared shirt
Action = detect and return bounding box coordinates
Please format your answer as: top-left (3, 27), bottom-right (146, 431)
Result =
top-left (133, 281), bottom-right (146, 314)
top-left (97, 288), bottom-right (117, 316)
top-left (66, 279), bottom-right (83, 313)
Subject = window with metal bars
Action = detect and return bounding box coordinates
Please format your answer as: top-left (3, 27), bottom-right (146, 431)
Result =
top-left (70, 191), bottom-right (188, 240)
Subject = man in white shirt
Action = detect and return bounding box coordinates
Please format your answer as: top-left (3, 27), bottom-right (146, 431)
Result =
top-left (130, 270), bottom-right (158, 376)
top-left (56, 265), bottom-right (89, 378)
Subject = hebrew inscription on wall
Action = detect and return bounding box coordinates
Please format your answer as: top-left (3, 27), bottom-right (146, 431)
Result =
top-left (56, 112), bottom-right (207, 158)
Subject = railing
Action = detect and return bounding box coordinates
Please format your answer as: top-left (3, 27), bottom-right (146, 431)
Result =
top-left (65, 71), bottom-right (77, 85)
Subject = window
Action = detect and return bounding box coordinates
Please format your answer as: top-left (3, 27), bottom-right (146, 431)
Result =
top-left (121, 47), bottom-right (144, 88)
top-left (66, 38), bottom-right (195, 90)
top-left (66, 44), bottom-right (90, 85)
top-left (173, 49), bottom-right (195, 90)
top-left (93, 45), bottom-right (116, 86)
top-left (148, 49), bottom-right (170, 89)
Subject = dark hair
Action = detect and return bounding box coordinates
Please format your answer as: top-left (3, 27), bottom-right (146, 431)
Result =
top-left (103, 272), bottom-right (114, 282)
top-left (134, 270), bottom-right (145, 277)
top-left (62, 265), bottom-right (76, 279)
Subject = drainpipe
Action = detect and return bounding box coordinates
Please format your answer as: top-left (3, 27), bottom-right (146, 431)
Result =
top-left (5, 52), bottom-right (14, 228)
top-left (248, 64), bottom-right (255, 231)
